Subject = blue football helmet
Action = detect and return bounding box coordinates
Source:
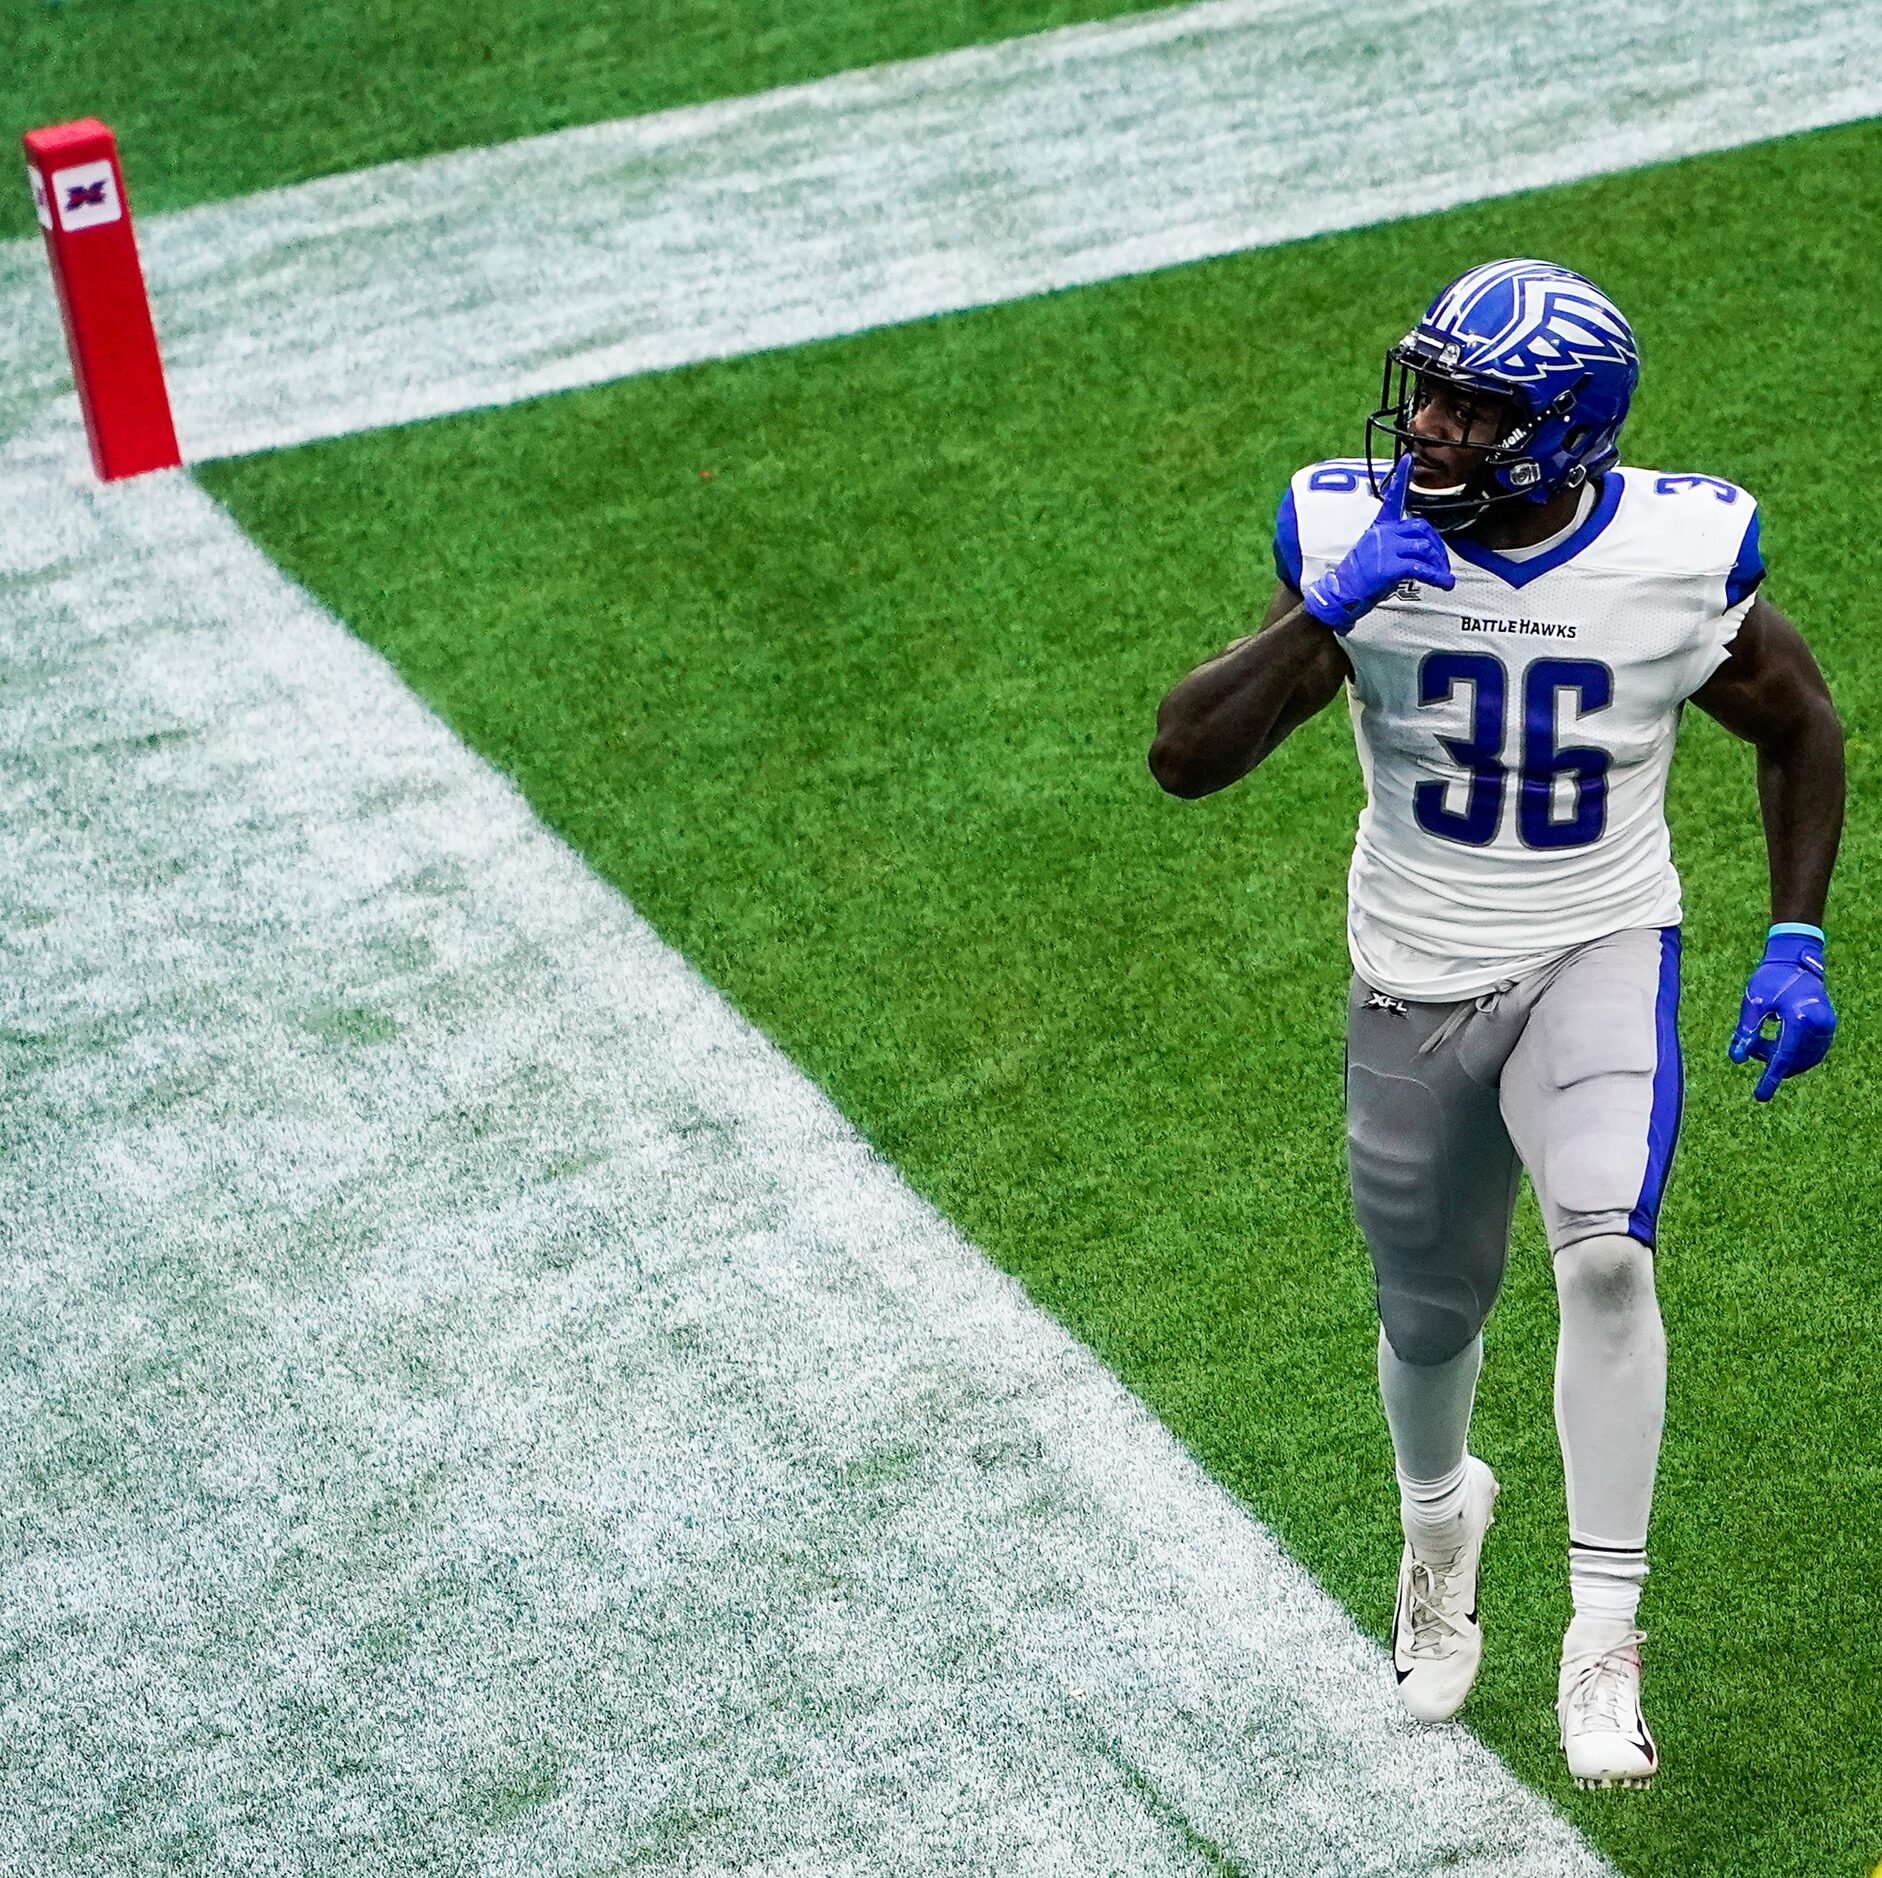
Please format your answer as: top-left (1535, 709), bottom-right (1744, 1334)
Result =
top-left (1366, 259), bottom-right (1640, 533)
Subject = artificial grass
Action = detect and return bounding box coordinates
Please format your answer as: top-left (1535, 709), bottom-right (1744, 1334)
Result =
top-left (205, 119), bottom-right (1882, 1878)
top-left (1, 0), bottom-right (1177, 244)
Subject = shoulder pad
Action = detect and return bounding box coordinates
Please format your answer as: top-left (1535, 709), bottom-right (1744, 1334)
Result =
top-left (1615, 468), bottom-right (1762, 597)
top-left (1273, 460), bottom-right (1378, 588)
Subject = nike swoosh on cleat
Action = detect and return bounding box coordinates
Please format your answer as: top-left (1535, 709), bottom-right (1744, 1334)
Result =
top-left (1392, 1586), bottom-right (1411, 1679)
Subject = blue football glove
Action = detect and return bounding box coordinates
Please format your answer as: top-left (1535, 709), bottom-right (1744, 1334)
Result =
top-left (1300, 455), bottom-right (1455, 635)
top-left (1729, 924), bottom-right (1837, 1102)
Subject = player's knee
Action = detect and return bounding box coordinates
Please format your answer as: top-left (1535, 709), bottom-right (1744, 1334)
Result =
top-left (1377, 1286), bottom-right (1481, 1367)
top-left (1555, 1232), bottom-right (1655, 1319)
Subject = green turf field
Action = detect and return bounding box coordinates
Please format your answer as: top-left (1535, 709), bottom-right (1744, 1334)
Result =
top-left (204, 119), bottom-right (1882, 1877)
top-left (1, 0), bottom-right (1171, 243)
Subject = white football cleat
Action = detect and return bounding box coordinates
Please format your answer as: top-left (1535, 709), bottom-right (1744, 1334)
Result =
top-left (1390, 1455), bottom-right (1499, 1722)
top-left (1558, 1616), bottom-right (1658, 1789)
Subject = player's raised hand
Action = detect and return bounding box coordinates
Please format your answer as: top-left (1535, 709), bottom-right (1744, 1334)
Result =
top-left (1378, 450), bottom-right (1415, 521)
top-left (1301, 456), bottom-right (1455, 635)
top-left (1730, 925), bottom-right (1837, 1102)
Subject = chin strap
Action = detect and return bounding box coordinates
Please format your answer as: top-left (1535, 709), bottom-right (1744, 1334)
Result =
top-left (1405, 462), bottom-right (1595, 536)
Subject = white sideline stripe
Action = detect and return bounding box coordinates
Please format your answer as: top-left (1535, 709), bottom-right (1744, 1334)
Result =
top-left (0, 461), bottom-right (1613, 1871)
top-left (1, 0), bottom-right (1880, 464)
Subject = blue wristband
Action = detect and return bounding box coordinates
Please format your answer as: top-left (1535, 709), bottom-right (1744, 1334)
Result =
top-left (1769, 922), bottom-right (1826, 944)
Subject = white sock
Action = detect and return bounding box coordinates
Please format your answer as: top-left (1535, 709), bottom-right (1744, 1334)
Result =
top-left (1397, 1455), bottom-right (1472, 1558)
top-left (1569, 1543), bottom-right (1648, 1630)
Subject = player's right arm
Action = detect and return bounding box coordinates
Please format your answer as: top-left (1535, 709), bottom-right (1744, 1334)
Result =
top-left (1146, 584), bottom-right (1348, 797)
top-left (1148, 457), bottom-right (1452, 798)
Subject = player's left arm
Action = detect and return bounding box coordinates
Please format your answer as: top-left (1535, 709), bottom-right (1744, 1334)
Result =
top-left (1689, 593), bottom-right (1845, 1100)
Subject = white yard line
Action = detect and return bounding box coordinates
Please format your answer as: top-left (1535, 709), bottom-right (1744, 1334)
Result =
top-left (0, 0), bottom-right (1879, 465)
top-left (0, 461), bottom-right (1613, 1873)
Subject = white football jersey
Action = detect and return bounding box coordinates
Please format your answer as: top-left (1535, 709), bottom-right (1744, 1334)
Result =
top-left (1275, 461), bottom-right (1765, 1000)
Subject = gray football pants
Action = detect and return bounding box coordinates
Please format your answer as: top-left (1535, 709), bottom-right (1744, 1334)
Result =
top-left (1346, 924), bottom-right (1682, 1368)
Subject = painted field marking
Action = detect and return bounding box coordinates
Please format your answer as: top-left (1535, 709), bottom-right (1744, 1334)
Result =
top-left (0, 460), bottom-right (1615, 1870)
top-left (1, 0), bottom-right (1879, 465)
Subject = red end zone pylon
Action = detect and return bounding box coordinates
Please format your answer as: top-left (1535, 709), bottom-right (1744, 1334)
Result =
top-left (23, 119), bottom-right (181, 481)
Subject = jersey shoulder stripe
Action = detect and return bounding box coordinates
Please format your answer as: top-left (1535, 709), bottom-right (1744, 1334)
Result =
top-left (1726, 507), bottom-right (1764, 605)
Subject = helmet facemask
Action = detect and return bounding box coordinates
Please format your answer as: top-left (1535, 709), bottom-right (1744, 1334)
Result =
top-left (1365, 337), bottom-right (1588, 535)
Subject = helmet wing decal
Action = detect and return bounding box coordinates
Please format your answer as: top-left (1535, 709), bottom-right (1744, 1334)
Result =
top-left (1457, 278), bottom-right (1637, 385)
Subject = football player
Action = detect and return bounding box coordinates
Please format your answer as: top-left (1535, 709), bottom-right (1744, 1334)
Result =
top-left (1148, 259), bottom-right (1843, 1788)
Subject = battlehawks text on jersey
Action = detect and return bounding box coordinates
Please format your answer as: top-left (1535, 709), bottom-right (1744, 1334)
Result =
top-left (1274, 461), bottom-right (1765, 1001)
